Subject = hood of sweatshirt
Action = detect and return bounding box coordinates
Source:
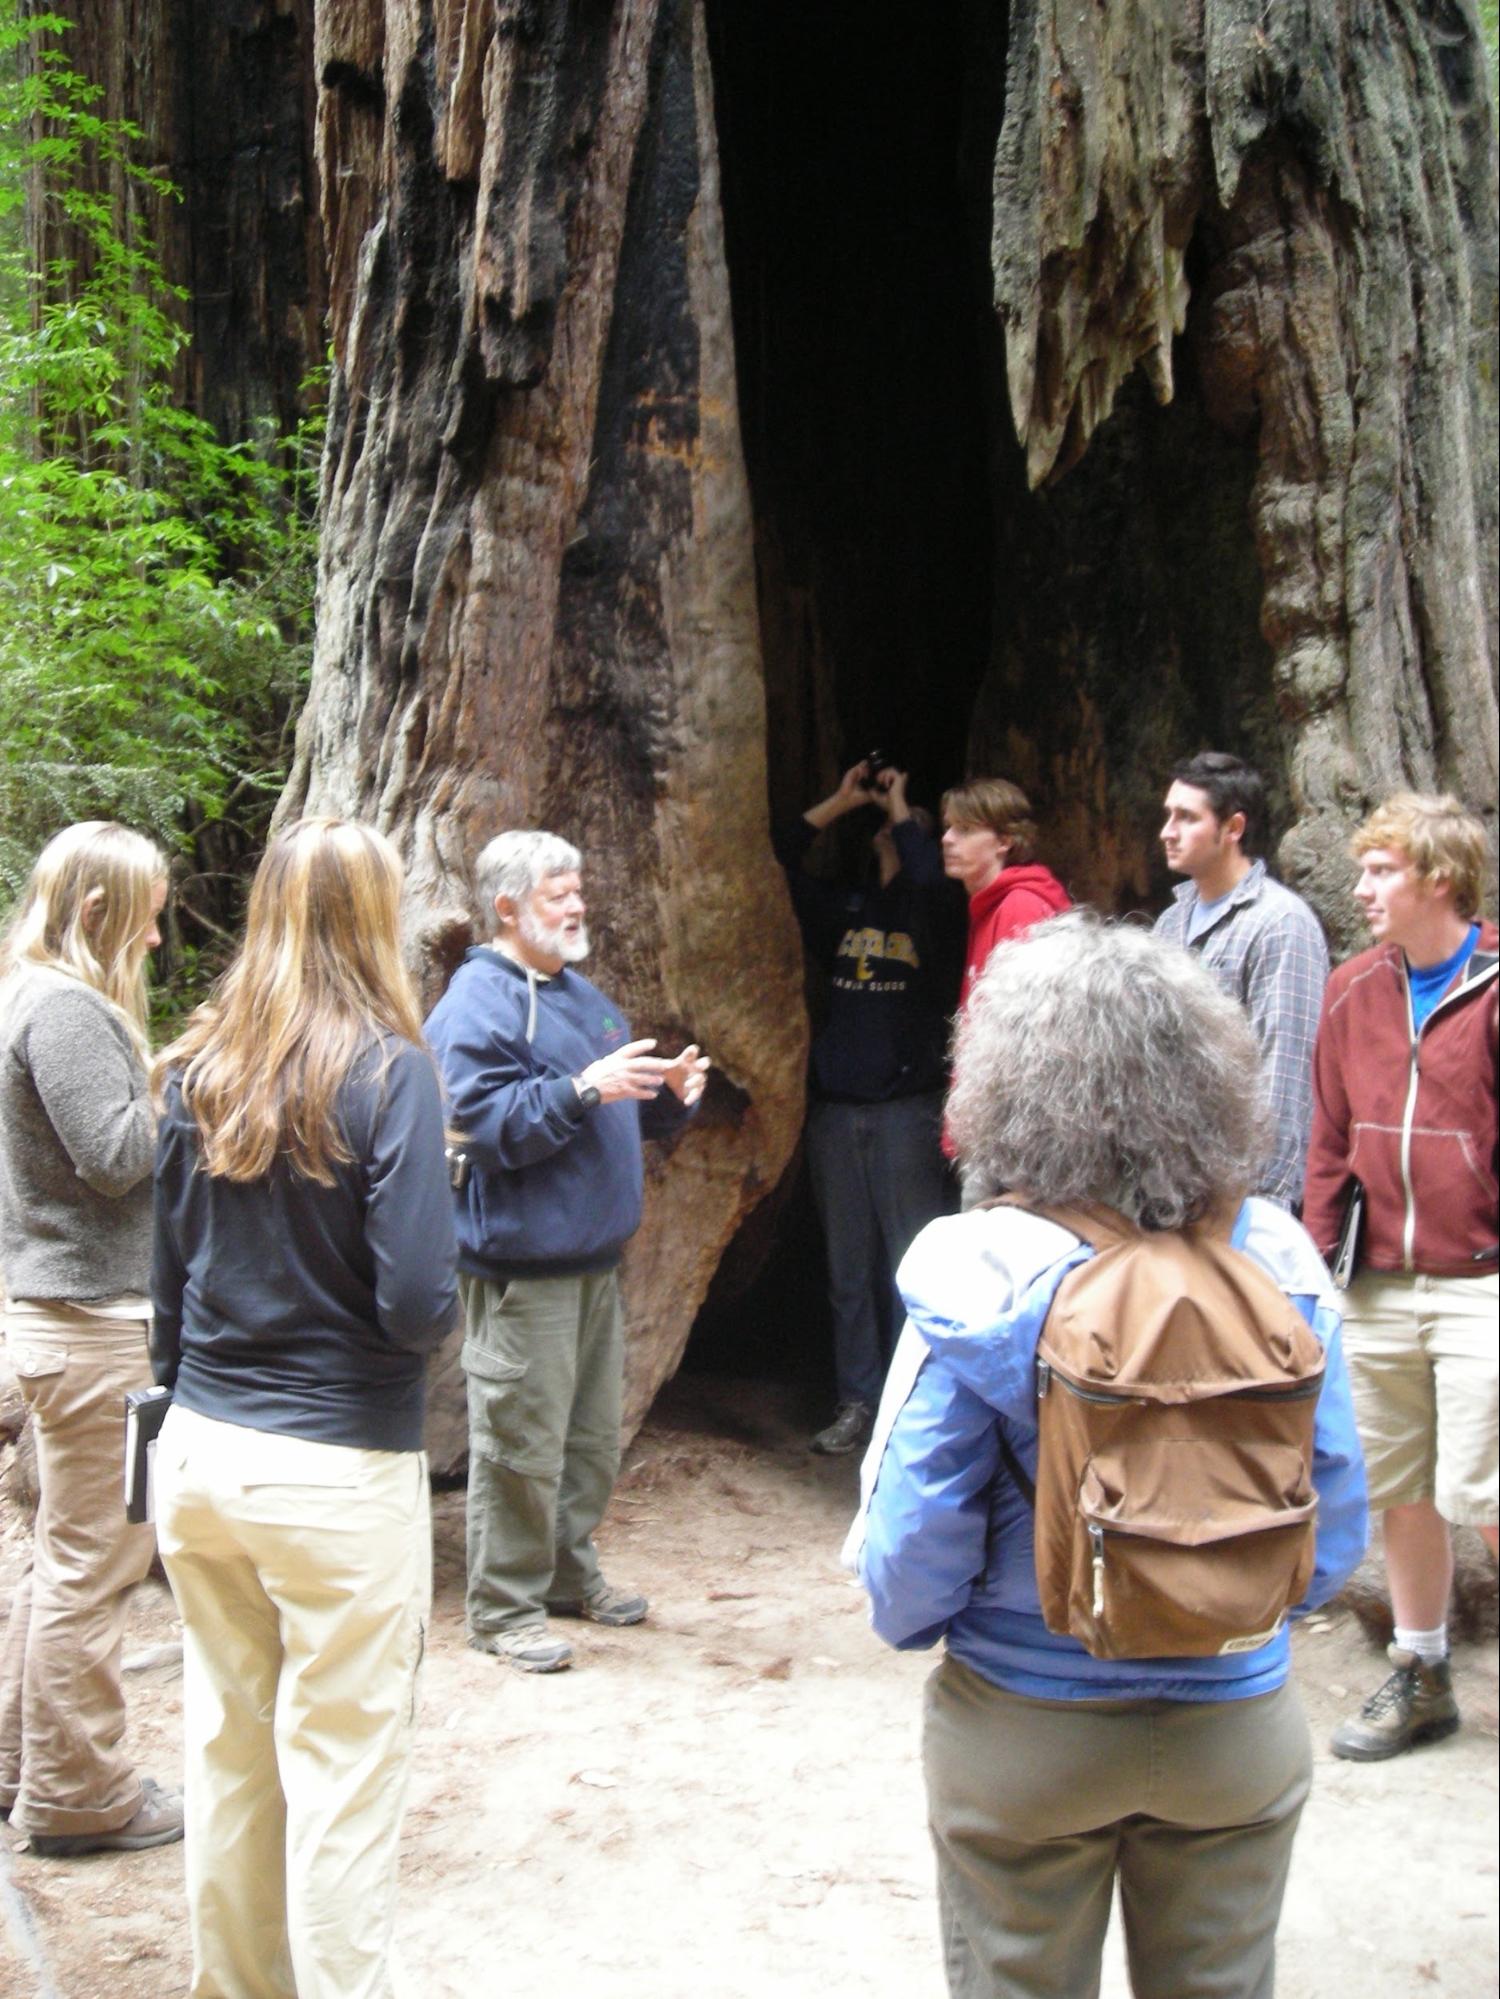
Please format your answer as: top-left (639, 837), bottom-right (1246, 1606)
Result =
top-left (892, 1208), bottom-right (1088, 1429)
top-left (968, 863), bottom-right (1072, 931)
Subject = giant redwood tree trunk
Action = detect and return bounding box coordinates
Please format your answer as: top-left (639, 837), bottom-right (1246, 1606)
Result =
top-left (976, 0), bottom-right (1497, 933)
top-left (279, 0), bottom-right (807, 1451)
top-left (286, 0), bottom-right (1494, 1443)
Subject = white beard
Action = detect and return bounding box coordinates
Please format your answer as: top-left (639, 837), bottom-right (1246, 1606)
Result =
top-left (519, 908), bottom-right (590, 964)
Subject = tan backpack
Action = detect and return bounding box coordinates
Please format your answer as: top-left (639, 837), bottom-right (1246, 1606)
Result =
top-left (994, 1198), bottom-right (1325, 1660)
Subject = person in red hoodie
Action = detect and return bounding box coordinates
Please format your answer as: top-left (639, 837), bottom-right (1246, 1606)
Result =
top-left (940, 777), bottom-right (1072, 1012)
top-left (939, 779), bottom-right (1071, 1199)
top-left (1303, 793), bottom-right (1497, 1762)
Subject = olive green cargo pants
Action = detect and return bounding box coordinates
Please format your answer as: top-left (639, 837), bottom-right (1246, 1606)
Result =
top-left (460, 1270), bottom-right (622, 1637)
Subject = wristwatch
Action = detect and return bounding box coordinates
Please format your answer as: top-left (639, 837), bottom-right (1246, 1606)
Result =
top-left (574, 1080), bottom-right (602, 1111)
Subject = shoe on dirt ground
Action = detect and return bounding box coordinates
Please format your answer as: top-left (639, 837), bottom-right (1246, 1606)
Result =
top-left (547, 1583), bottom-right (648, 1627)
top-left (470, 1623), bottom-right (574, 1673)
top-left (1330, 1644), bottom-right (1460, 1761)
top-left (810, 1400), bottom-right (874, 1457)
top-left (27, 1776), bottom-right (184, 1857)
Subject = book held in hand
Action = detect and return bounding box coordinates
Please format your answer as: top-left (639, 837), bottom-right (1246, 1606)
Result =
top-left (124, 1384), bottom-right (172, 1524)
top-left (1330, 1180), bottom-right (1365, 1292)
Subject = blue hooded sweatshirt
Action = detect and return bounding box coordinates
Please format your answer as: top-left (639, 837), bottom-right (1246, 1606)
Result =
top-left (849, 1198), bottom-right (1368, 1703)
top-left (424, 947), bottom-right (695, 1280)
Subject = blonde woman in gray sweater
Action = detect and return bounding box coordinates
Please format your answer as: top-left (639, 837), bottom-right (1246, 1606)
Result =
top-left (0, 821), bottom-right (182, 1856)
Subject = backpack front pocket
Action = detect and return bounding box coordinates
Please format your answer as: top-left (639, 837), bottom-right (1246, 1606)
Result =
top-left (1065, 1442), bottom-right (1318, 1659)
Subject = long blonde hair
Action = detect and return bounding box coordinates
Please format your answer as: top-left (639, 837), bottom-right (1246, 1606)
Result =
top-left (157, 818), bottom-right (426, 1184)
top-left (0, 821), bottom-right (167, 1043)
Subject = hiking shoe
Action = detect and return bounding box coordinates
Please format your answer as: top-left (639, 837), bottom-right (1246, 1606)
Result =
top-left (810, 1400), bottom-right (874, 1456)
top-left (470, 1623), bottom-right (573, 1673)
top-left (27, 1776), bottom-right (184, 1857)
top-left (548, 1583), bottom-right (648, 1627)
top-left (1330, 1645), bottom-right (1460, 1761)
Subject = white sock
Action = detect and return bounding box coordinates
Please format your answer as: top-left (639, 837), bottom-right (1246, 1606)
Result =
top-left (1393, 1622), bottom-right (1448, 1663)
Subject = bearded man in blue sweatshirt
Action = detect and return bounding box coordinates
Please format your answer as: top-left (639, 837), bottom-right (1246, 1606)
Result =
top-left (426, 831), bottom-right (708, 1674)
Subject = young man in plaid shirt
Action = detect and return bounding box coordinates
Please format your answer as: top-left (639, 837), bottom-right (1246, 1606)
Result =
top-left (1153, 752), bottom-right (1330, 1209)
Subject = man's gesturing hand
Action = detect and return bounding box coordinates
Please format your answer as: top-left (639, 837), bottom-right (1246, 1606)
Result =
top-left (661, 1044), bottom-right (710, 1107)
top-left (577, 1039), bottom-right (667, 1104)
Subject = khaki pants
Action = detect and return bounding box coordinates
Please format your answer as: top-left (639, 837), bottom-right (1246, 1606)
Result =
top-left (461, 1270), bottom-right (622, 1635)
top-left (155, 1406), bottom-right (431, 1999)
top-left (0, 1307), bottom-right (155, 1836)
top-left (923, 1655), bottom-right (1312, 1999)
top-left (1340, 1268), bottom-right (1499, 1526)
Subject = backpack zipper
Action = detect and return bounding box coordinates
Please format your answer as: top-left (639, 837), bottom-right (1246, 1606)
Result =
top-left (1089, 1523), bottom-right (1105, 1618)
top-left (1037, 1360), bottom-right (1320, 1407)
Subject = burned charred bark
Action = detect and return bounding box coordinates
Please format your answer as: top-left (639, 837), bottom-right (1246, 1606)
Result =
top-left (981, 0), bottom-right (1498, 938)
top-left (283, 1), bottom-right (806, 1450)
top-left (288, 0), bottom-right (1493, 1433)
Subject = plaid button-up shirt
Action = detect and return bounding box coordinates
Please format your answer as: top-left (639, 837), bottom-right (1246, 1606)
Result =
top-left (1153, 859), bottom-right (1331, 1208)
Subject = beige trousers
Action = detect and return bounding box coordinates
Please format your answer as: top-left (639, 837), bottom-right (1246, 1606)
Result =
top-left (0, 1306), bottom-right (155, 1835)
top-left (923, 1655), bottom-right (1312, 1999)
top-left (155, 1405), bottom-right (432, 1999)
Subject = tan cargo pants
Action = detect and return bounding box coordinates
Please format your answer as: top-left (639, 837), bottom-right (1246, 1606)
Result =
top-left (0, 1305), bottom-right (155, 1836)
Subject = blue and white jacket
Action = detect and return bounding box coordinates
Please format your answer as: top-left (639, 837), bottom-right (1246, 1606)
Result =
top-left (425, 947), bottom-right (696, 1281)
top-left (849, 1199), bottom-right (1368, 1702)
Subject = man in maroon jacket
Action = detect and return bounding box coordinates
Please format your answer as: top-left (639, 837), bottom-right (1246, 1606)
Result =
top-left (1303, 793), bottom-right (1498, 1761)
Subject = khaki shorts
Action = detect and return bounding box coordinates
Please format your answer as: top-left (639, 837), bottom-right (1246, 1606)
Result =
top-left (1340, 1268), bottom-right (1499, 1527)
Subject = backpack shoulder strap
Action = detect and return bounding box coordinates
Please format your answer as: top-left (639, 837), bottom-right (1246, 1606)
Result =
top-left (995, 1427), bottom-right (1036, 1510)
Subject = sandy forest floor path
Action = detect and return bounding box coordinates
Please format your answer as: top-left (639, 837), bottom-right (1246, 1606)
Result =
top-left (2, 1377), bottom-right (1496, 1999)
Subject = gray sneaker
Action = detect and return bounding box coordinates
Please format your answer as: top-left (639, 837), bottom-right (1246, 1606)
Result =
top-left (548, 1582), bottom-right (648, 1627)
top-left (28, 1776), bottom-right (184, 1857)
top-left (1330, 1645), bottom-right (1460, 1761)
top-left (811, 1400), bottom-right (874, 1456)
top-left (470, 1623), bottom-right (574, 1673)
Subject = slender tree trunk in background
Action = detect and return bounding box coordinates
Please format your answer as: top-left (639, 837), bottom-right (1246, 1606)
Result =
top-left (29, 0), bottom-right (324, 444)
top-left (279, 0), bottom-right (807, 1450)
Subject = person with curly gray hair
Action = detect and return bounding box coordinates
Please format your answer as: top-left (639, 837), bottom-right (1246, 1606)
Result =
top-left (849, 912), bottom-right (1368, 1999)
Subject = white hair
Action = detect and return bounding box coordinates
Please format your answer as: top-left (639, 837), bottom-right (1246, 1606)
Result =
top-left (947, 911), bottom-right (1270, 1229)
top-left (474, 830), bottom-right (582, 918)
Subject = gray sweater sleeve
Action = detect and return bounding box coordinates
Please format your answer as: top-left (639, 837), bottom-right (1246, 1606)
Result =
top-left (24, 986), bottom-right (156, 1197)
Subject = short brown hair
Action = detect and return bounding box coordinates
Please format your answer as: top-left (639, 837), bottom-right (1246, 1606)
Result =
top-left (941, 778), bottom-right (1038, 865)
top-left (1352, 793), bottom-right (1487, 920)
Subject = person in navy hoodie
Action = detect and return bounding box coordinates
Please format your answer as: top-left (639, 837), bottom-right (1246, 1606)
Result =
top-left (849, 914), bottom-right (1367, 1999)
top-left (774, 759), bottom-right (961, 1457)
top-left (425, 831), bottom-right (708, 1674)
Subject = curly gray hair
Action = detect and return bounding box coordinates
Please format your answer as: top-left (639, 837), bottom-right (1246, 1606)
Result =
top-left (947, 911), bottom-right (1270, 1229)
top-left (474, 830), bottom-right (582, 920)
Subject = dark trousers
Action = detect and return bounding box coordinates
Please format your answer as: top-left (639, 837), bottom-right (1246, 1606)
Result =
top-left (805, 1090), bottom-right (952, 1407)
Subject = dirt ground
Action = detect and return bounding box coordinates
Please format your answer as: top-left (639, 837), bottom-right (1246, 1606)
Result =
top-left (1, 1375), bottom-right (1496, 1999)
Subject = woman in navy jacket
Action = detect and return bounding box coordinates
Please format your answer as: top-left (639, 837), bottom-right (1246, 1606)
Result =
top-left (151, 819), bottom-right (458, 1999)
top-left (850, 914), bottom-right (1367, 1999)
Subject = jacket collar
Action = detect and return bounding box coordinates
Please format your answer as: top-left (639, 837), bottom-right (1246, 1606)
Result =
top-left (1374, 920), bottom-right (1498, 1005)
top-left (1169, 856), bottom-right (1267, 912)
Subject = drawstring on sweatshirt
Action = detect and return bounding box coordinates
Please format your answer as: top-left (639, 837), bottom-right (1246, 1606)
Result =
top-left (523, 965), bottom-right (539, 1044)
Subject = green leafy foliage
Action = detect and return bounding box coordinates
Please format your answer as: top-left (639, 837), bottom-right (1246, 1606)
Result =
top-left (0, 5), bottom-right (319, 956)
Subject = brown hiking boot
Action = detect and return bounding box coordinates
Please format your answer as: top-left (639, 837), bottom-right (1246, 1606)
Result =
top-left (27, 1776), bottom-right (185, 1857)
top-left (1330, 1645), bottom-right (1460, 1762)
